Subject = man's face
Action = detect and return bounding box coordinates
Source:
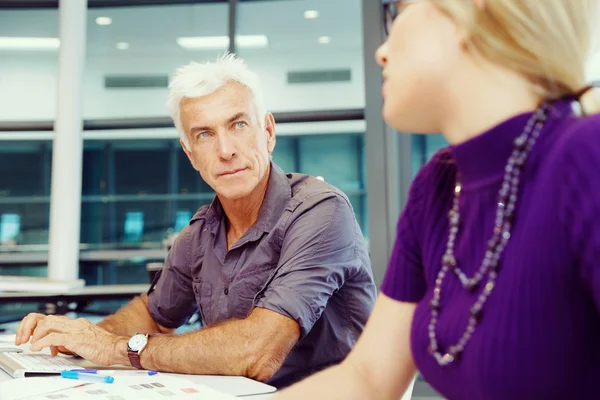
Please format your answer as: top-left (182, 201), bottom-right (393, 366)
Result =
top-left (179, 81), bottom-right (276, 200)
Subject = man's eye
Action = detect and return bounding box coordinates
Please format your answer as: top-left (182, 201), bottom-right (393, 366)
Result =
top-left (235, 121), bottom-right (247, 129)
top-left (199, 132), bottom-right (210, 139)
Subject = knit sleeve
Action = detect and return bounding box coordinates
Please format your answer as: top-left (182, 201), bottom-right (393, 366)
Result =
top-left (558, 115), bottom-right (600, 310)
top-left (381, 150), bottom-right (453, 302)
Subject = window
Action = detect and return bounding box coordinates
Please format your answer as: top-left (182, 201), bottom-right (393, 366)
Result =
top-left (0, 141), bottom-right (51, 247)
top-left (236, 0), bottom-right (365, 112)
top-left (77, 123), bottom-right (367, 254)
top-left (84, 2), bottom-right (228, 120)
top-left (0, 9), bottom-right (59, 122)
top-left (0, 1), bottom-right (370, 288)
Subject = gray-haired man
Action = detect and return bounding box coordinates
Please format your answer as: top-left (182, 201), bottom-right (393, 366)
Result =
top-left (16, 54), bottom-right (377, 388)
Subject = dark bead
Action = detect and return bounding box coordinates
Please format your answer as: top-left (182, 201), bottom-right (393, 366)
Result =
top-left (493, 225), bottom-right (502, 235)
top-left (487, 238), bottom-right (498, 250)
top-left (430, 299), bottom-right (441, 311)
top-left (470, 304), bottom-right (483, 320)
top-left (505, 206), bottom-right (515, 220)
top-left (465, 279), bottom-right (478, 292)
top-left (448, 346), bottom-right (462, 360)
top-left (514, 136), bottom-right (527, 150)
top-left (428, 344), bottom-right (437, 355)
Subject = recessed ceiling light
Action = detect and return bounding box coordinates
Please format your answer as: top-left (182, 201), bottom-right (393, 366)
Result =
top-left (304, 10), bottom-right (319, 19)
top-left (318, 36), bottom-right (331, 44)
top-left (96, 17), bottom-right (112, 26)
top-left (116, 42), bottom-right (129, 50)
top-left (176, 35), bottom-right (269, 50)
top-left (0, 37), bottom-right (59, 51)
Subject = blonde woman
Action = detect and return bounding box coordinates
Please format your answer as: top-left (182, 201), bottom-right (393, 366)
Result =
top-left (276, 0), bottom-right (600, 399)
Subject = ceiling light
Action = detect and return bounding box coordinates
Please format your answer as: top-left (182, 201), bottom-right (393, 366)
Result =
top-left (318, 36), bottom-right (331, 44)
top-left (304, 10), bottom-right (319, 19)
top-left (96, 17), bottom-right (112, 26)
top-left (116, 42), bottom-right (129, 50)
top-left (236, 35), bottom-right (269, 48)
top-left (176, 35), bottom-right (268, 50)
top-left (0, 37), bottom-right (59, 51)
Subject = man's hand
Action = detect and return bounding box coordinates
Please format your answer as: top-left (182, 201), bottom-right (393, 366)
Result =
top-left (16, 313), bottom-right (74, 356)
top-left (22, 315), bottom-right (127, 366)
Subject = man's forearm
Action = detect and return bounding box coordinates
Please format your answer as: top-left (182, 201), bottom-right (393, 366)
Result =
top-left (112, 315), bottom-right (294, 382)
top-left (98, 295), bottom-right (165, 337)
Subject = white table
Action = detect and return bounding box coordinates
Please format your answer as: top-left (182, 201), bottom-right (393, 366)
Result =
top-left (0, 368), bottom-right (275, 399)
top-left (0, 334), bottom-right (275, 399)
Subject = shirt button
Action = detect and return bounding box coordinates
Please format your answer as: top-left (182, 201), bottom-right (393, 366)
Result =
top-left (224, 288), bottom-right (229, 295)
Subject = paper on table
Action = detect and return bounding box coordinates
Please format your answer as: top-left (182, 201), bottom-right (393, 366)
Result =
top-left (0, 377), bottom-right (86, 400)
top-left (23, 376), bottom-right (238, 400)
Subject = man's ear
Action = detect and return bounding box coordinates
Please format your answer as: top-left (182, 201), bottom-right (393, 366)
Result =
top-left (265, 113), bottom-right (276, 154)
top-left (180, 139), bottom-right (197, 169)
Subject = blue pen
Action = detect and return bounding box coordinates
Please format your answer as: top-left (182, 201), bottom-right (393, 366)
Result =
top-left (61, 370), bottom-right (115, 384)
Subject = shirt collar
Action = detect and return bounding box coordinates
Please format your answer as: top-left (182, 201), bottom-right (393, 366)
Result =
top-left (449, 98), bottom-right (574, 189)
top-left (190, 162), bottom-right (291, 235)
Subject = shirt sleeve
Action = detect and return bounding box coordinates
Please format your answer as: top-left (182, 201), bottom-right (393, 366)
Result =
top-left (381, 150), bottom-right (452, 303)
top-left (558, 116), bottom-right (600, 310)
top-left (255, 193), bottom-right (367, 339)
top-left (147, 225), bottom-right (198, 328)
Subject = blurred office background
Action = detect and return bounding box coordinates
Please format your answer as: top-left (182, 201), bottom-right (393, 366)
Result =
top-left (0, 0), bottom-right (449, 286)
top-left (0, 1), bottom-right (599, 397)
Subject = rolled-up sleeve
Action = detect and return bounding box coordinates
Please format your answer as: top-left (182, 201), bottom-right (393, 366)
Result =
top-left (255, 193), bottom-right (361, 339)
top-left (147, 225), bottom-right (198, 328)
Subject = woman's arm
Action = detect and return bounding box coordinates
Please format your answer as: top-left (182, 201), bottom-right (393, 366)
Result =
top-left (275, 294), bottom-right (417, 400)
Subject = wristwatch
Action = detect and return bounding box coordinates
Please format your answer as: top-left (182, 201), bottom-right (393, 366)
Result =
top-left (127, 333), bottom-right (149, 369)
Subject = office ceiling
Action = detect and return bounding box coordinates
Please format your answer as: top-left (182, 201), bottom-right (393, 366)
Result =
top-left (0, 0), bottom-right (364, 56)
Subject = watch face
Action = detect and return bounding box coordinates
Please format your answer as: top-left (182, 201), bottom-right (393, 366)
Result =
top-left (128, 334), bottom-right (148, 352)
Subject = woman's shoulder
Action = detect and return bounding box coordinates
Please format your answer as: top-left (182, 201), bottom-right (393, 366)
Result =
top-left (549, 112), bottom-right (600, 170)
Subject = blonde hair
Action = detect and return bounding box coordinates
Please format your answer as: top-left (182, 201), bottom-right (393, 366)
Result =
top-left (429, 0), bottom-right (600, 114)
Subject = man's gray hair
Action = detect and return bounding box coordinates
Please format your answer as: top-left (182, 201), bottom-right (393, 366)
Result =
top-left (167, 52), bottom-right (267, 148)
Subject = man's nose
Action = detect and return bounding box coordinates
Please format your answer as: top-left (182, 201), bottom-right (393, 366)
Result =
top-left (216, 133), bottom-right (236, 161)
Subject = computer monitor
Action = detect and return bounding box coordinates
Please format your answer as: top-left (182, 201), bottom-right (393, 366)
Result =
top-left (0, 213), bottom-right (20, 244)
top-left (174, 210), bottom-right (192, 232)
top-left (123, 211), bottom-right (144, 243)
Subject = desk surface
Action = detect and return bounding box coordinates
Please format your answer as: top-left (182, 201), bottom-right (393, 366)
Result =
top-left (0, 369), bottom-right (274, 400)
top-left (0, 334), bottom-right (275, 399)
